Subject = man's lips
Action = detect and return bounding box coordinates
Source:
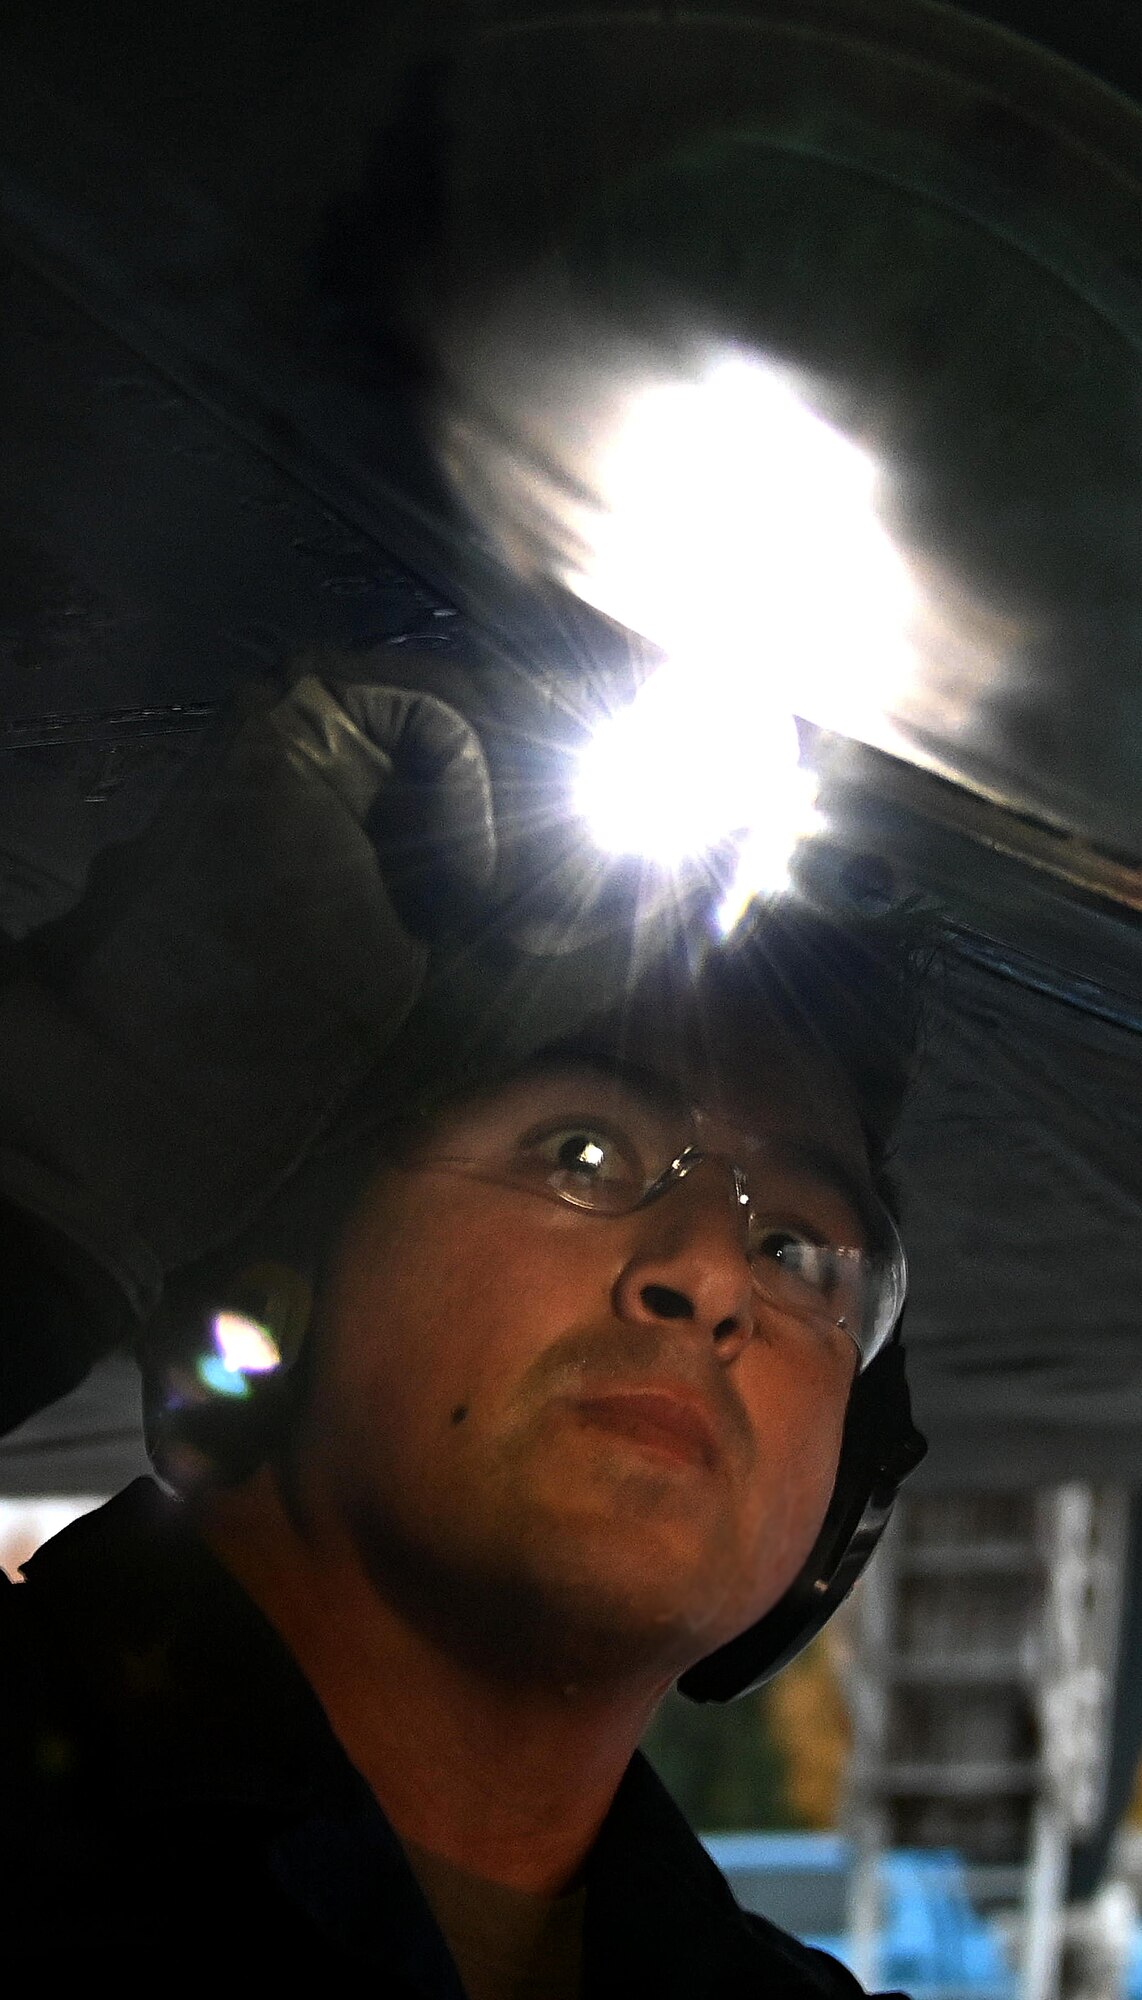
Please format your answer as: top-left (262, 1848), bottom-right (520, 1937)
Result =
top-left (569, 1388), bottom-right (721, 1469)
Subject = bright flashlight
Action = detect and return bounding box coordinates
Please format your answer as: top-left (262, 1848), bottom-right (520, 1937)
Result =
top-left (566, 350), bottom-right (918, 923)
top-left (443, 324), bottom-right (922, 918)
top-left (573, 657), bottom-right (820, 926)
top-left (568, 351), bottom-right (916, 731)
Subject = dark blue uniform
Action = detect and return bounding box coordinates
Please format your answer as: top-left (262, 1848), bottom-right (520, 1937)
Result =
top-left (1, 1480), bottom-right (902, 1995)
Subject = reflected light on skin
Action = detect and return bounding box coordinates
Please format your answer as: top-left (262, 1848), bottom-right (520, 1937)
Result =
top-left (196, 1311), bottom-right (282, 1398)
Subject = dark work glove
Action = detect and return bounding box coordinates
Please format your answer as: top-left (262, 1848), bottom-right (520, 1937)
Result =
top-left (0, 661), bottom-right (499, 1424)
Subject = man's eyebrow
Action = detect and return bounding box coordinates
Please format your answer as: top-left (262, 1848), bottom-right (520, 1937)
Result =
top-left (531, 1050), bottom-right (688, 1119)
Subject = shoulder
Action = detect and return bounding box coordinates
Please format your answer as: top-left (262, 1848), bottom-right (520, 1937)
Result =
top-left (596, 1755), bottom-right (902, 1999)
top-left (690, 1845), bottom-right (896, 2000)
top-left (738, 1906), bottom-right (905, 2000)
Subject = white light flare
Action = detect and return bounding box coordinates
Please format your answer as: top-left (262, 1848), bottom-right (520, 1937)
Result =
top-left (573, 656), bottom-right (821, 926)
top-left (212, 1311), bottom-right (281, 1375)
top-left (568, 349), bottom-right (920, 927)
top-left (568, 349), bottom-right (918, 743)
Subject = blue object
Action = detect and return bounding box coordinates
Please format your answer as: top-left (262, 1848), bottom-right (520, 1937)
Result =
top-left (703, 1832), bottom-right (1017, 1999)
top-left (196, 1354), bottom-right (252, 1398)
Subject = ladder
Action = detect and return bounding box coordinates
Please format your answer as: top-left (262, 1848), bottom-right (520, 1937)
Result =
top-left (844, 1485), bottom-right (1131, 2000)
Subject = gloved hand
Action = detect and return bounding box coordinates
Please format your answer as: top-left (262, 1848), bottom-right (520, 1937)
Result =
top-left (0, 657), bottom-right (500, 1427)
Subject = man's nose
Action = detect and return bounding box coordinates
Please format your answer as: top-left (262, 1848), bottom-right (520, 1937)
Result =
top-left (611, 1161), bottom-right (755, 1359)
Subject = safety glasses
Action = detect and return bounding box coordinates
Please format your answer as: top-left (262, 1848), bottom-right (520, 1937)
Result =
top-left (402, 1067), bottom-right (906, 1369)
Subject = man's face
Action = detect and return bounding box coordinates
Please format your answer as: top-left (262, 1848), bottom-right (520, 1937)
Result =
top-left (296, 1034), bottom-right (871, 1688)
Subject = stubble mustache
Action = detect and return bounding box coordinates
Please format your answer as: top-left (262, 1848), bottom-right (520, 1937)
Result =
top-left (517, 1319), bottom-right (756, 1469)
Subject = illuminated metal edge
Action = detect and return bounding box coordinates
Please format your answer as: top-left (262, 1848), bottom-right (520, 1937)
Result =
top-left (812, 731), bottom-right (1142, 918)
top-left (1, 706), bottom-right (217, 750)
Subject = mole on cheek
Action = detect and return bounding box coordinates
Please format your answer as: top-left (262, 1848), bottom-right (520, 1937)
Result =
top-left (450, 1404), bottom-right (469, 1426)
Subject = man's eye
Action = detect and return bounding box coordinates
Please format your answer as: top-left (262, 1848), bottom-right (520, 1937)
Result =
top-left (520, 1124), bottom-right (645, 1202)
top-left (533, 1126), bottom-right (628, 1177)
top-left (750, 1225), bottom-right (840, 1298)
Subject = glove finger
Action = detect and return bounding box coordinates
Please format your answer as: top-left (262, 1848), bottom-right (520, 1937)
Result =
top-left (334, 681), bottom-right (498, 898)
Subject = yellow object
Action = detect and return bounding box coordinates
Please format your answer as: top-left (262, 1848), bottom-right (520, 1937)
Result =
top-left (765, 1630), bottom-right (852, 1830)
